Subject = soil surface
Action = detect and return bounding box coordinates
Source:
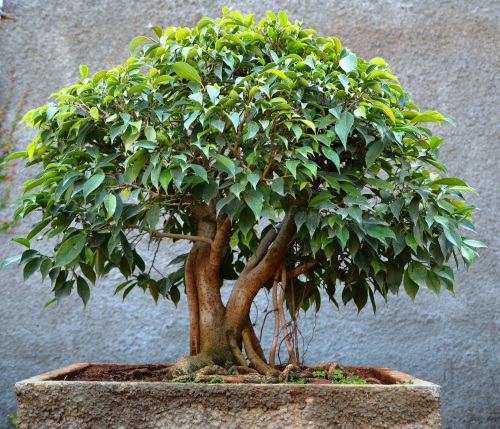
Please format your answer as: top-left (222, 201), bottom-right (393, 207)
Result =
top-left (65, 363), bottom-right (405, 385)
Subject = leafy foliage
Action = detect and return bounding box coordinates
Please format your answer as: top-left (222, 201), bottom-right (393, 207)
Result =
top-left (1, 9), bottom-right (482, 314)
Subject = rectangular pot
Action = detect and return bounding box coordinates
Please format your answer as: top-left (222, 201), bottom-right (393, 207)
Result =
top-left (15, 363), bottom-right (440, 429)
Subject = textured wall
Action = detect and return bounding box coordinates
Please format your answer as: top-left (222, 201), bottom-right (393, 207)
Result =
top-left (0, 1), bottom-right (498, 428)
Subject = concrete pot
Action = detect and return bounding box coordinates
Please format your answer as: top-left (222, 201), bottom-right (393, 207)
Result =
top-left (15, 362), bottom-right (440, 429)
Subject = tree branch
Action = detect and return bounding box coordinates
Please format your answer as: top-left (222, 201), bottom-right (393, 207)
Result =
top-left (124, 225), bottom-right (214, 246)
top-left (209, 217), bottom-right (232, 268)
top-left (288, 260), bottom-right (319, 279)
top-left (246, 226), bottom-right (278, 269)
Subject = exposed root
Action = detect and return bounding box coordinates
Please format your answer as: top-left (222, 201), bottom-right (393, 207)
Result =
top-left (269, 271), bottom-right (280, 367)
top-left (227, 333), bottom-right (249, 368)
top-left (279, 265), bottom-right (298, 365)
top-left (278, 364), bottom-right (302, 383)
top-left (165, 354), bottom-right (215, 379)
top-left (242, 326), bottom-right (280, 376)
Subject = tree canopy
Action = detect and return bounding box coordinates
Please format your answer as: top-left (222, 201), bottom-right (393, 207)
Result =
top-left (1, 9), bottom-right (482, 317)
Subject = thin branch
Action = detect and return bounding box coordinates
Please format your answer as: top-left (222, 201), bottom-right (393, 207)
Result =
top-left (288, 260), bottom-right (319, 279)
top-left (124, 225), bottom-right (213, 246)
top-left (246, 226), bottom-right (278, 269)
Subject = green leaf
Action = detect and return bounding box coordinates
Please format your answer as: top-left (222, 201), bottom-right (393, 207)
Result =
top-left (146, 204), bottom-right (161, 230)
top-left (264, 68), bottom-right (292, 84)
top-left (103, 194), bottom-right (117, 219)
top-left (309, 193), bottom-right (333, 208)
top-left (225, 111), bottom-right (240, 131)
top-left (124, 156), bottom-right (148, 183)
top-left (339, 53), bottom-right (357, 73)
top-left (83, 171), bottom-right (105, 198)
top-left (433, 178), bottom-right (468, 187)
top-left (364, 224), bottom-right (396, 244)
top-left (403, 270), bottom-right (419, 301)
top-left (129, 35), bottom-right (151, 53)
top-left (173, 62), bottom-right (202, 84)
top-left (462, 239), bottom-right (486, 248)
top-left (89, 107), bottom-right (99, 120)
top-left (443, 226), bottom-right (462, 248)
top-left (352, 283), bottom-right (368, 313)
top-left (285, 160), bottom-right (300, 178)
top-left (55, 233), bottom-right (87, 267)
top-left (246, 121), bottom-right (260, 139)
top-left (23, 257), bottom-right (42, 281)
top-left (335, 111), bottom-right (354, 149)
top-left (11, 238), bottom-right (30, 248)
top-left (321, 147), bottom-right (340, 171)
top-left (365, 140), bottom-right (385, 167)
top-left (212, 153), bottom-right (236, 177)
top-left (244, 191), bottom-right (263, 220)
top-left (190, 164), bottom-right (208, 183)
top-left (408, 261), bottom-right (428, 289)
top-left (1, 254), bottom-right (22, 272)
top-left (77, 276), bottom-right (91, 307)
top-left (426, 271), bottom-right (441, 296)
top-left (79, 64), bottom-right (88, 79)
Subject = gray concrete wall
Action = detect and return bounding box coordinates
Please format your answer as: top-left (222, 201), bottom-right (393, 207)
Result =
top-left (0, 1), bottom-right (498, 428)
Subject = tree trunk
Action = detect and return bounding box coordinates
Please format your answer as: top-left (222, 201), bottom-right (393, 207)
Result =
top-left (173, 205), bottom-right (297, 376)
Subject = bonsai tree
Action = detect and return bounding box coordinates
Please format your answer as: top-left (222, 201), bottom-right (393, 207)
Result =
top-left (1, 9), bottom-right (482, 377)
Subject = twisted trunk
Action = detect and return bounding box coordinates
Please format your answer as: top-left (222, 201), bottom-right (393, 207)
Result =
top-left (177, 205), bottom-right (297, 375)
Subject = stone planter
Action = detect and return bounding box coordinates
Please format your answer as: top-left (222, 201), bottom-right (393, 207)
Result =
top-left (15, 362), bottom-right (440, 429)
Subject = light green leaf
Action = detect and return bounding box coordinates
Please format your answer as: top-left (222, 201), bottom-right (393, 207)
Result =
top-left (462, 239), bottom-right (486, 248)
top-left (0, 254), bottom-right (22, 272)
top-left (246, 121), bottom-right (260, 139)
top-left (145, 126), bottom-right (156, 142)
top-left (432, 178), bottom-right (468, 187)
top-left (89, 107), bottom-right (99, 120)
top-left (55, 233), bottom-right (87, 267)
top-left (339, 53), bottom-right (357, 73)
top-left (264, 68), bottom-right (292, 84)
top-left (129, 35), bottom-right (151, 54)
top-left (79, 64), bottom-right (88, 79)
top-left (11, 238), bottom-right (30, 248)
top-left (173, 62), bottom-right (202, 84)
top-left (225, 111), bottom-right (240, 131)
top-left (335, 111), bottom-right (354, 149)
top-left (103, 194), bottom-right (117, 219)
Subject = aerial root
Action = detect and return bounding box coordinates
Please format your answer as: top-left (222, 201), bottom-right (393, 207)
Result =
top-left (242, 326), bottom-right (280, 376)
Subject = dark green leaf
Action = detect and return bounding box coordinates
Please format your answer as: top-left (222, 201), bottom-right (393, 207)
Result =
top-left (365, 140), bottom-right (384, 167)
top-left (55, 233), bottom-right (87, 267)
top-left (77, 276), bottom-right (91, 307)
